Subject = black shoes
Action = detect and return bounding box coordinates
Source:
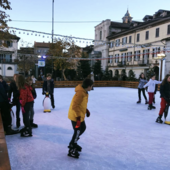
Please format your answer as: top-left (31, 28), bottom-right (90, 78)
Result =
top-left (137, 100), bottom-right (141, 104)
top-left (156, 116), bottom-right (163, 124)
top-left (5, 126), bottom-right (20, 135)
top-left (68, 147), bottom-right (80, 159)
top-left (16, 118), bottom-right (21, 128)
top-left (30, 119), bottom-right (38, 128)
top-left (148, 104), bottom-right (156, 110)
top-left (52, 105), bottom-right (55, 109)
top-left (145, 100), bottom-right (148, 104)
top-left (68, 143), bottom-right (82, 152)
top-left (20, 127), bottom-right (32, 137)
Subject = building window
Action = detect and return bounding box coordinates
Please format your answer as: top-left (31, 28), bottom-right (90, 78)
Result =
top-left (0, 40), bottom-right (2, 46)
top-left (156, 28), bottom-right (159, 37)
top-left (7, 67), bottom-right (13, 70)
top-left (129, 36), bottom-right (132, 44)
top-left (153, 47), bottom-right (160, 58)
top-left (127, 52), bottom-right (132, 62)
top-left (100, 31), bottom-right (102, 40)
top-left (38, 49), bottom-right (41, 53)
top-left (5, 41), bottom-right (13, 47)
top-left (115, 54), bottom-right (119, 63)
top-left (168, 25), bottom-right (170, 34)
top-left (134, 51), bottom-right (140, 61)
top-left (122, 37), bottom-right (127, 45)
top-left (110, 42), bottom-right (114, 48)
top-left (146, 31), bottom-right (149, 40)
top-left (137, 34), bottom-right (140, 42)
top-left (116, 39), bottom-right (120, 46)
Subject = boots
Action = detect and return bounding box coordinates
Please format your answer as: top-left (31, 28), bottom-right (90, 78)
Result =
top-left (156, 115), bottom-right (163, 124)
top-left (16, 118), bottom-right (20, 128)
top-left (151, 104), bottom-right (156, 109)
top-left (145, 100), bottom-right (148, 104)
top-left (68, 143), bottom-right (82, 152)
top-left (20, 127), bottom-right (32, 137)
top-left (5, 126), bottom-right (20, 135)
top-left (30, 119), bottom-right (38, 128)
top-left (137, 100), bottom-right (141, 104)
top-left (68, 145), bottom-right (80, 159)
top-left (148, 104), bottom-right (152, 110)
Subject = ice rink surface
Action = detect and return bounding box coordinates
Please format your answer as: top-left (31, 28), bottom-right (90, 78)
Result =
top-left (5, 87), bottom-right (170, 170)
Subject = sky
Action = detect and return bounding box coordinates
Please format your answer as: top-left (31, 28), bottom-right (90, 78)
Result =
top-left (4, 0), bottom-right (170, 48)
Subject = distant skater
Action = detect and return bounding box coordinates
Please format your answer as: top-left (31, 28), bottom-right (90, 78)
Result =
top-left (144, 74), bottom-right (162, 110)
top-left (156, 74), bottom-right (170, 123)
top-left (137, 73), bottom-right (148, 104)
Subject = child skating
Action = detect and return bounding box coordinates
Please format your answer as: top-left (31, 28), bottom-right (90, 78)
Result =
top-left (144, 74), bottom-right (162, 110)
top-left (68, 79), bottom-right (93, 158)
top-left (156, 74), bottom-right (170, 124)
top-left (137, 73), bottom-right (148, 104)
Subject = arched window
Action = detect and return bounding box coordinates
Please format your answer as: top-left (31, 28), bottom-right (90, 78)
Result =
top-left (7, 67), bottom-right (13, 70)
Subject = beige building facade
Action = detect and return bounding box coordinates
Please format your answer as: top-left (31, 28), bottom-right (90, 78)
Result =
top-left (107, 9), bottom-right (170, 80)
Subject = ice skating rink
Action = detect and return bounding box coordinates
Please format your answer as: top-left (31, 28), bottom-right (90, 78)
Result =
top-left (5, 87), bottom-right (170, 170)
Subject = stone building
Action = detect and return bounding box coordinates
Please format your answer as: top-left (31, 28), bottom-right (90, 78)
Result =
top-left (0, 31), bottom-right (20, 77)
top-left (107, 9), bottom-right (170, 80)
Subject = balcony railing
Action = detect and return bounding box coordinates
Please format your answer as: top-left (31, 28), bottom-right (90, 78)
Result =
top-left (138, 60), bottom-right (149, 66)
top-left (117, 61), bottom-right (126, 67)
top-left (0, 59), bottom-right (19, 64)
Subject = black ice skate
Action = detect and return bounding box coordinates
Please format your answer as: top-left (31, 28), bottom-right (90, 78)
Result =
top-left (68, 143), bottom-right (82, 152)
top-left (156, 116), bottom-right (163, 124)
top-left (137, 100), bottom-right (141, 104)
top-left (145, 100), bottom-right (148, 104)
top-left (21, 127), bottom-right (32, 137)
top-left (148, 104), bottom-right (152, 110)
top-left (68, 148), bottom-right (79, 159)
top-left (151, 104), bottom-right (156, 109)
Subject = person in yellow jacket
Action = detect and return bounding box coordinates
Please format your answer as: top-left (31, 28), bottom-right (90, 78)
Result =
top-left (68, 79), bottom-right (93, 158)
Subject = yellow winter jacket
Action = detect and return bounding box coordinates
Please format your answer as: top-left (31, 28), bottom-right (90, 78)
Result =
top-left (68, 84), bottom-right (88, 122)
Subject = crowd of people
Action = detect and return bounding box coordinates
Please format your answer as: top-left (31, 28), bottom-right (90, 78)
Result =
top-left (0, 73), bottom-right (56, 137)
top-left (137, 72), bottom-right (170, 123)
top-left (1, 71), bottom-right (170, 158)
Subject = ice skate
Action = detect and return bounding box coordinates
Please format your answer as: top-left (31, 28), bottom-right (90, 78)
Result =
top-left (30, 119), bottom-right (38, 128)
top-left (148, 104), bottom-right (152, 110)
top-left (151, 104), bottom-right (156, 109)
top-left (137, 100), bottom-right (141, 104)
top-left (145, 100), bottom-right (148, 104)
top-left (156, 116), bottom-right (163, 124)
top-left (68, 147), bottom-right (79, 159)
top-left (20, 127), bottom-right (32, 137)
top-left (68, 143), bottom-right (82, 152)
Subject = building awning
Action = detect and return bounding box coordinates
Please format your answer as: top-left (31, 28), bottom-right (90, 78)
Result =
top-left (119, 48), bottom-right (128, 52)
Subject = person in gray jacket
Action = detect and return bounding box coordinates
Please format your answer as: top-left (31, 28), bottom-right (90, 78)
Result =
top-left (137, 73), bottom-right (148, 104)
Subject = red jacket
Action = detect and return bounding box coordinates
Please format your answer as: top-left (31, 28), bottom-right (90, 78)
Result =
top-left (19, 85), bottom-right (34, 107)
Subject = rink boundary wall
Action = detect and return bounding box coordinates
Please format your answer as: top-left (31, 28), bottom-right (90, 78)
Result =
top-left (6, 81), bottom-right (160, 90)
top-left (0, 112), bottom-right (11, 170)
top-left (26, 81), bottom-right (160, 90)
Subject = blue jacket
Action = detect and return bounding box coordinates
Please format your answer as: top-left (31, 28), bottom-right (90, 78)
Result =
top-left (138, 78), bottom-right (148, 89)
top-left (0, 82), bottom-right (8, 102)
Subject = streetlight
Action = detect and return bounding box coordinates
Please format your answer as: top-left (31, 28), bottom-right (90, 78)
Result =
top-left (154, 53), bottom-right (166, 81)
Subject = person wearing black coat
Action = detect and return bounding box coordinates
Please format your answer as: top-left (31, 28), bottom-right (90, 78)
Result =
top-left (0, 81), bottom-right (19, 135)
top-left (42, 74), bottom-right (55, 108)
top-left (8, 74), bottom-right (21, 128)
top-left (156, 74), bottom-right (170, 123)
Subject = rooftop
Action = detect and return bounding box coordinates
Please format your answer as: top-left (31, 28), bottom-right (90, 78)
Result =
top-left (34, 41), bottom-right (50, 48)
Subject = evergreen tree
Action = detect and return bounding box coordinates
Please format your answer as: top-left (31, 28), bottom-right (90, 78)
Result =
top-left (93, 60), bottom-right (102, 80)
top-left (102, 67), bottom-right (111, 80)
top-left (146, 67), bottom-right (155, 80)
top-left (128, 70), bottom-right (136, 81)
top-left (79, 52), bottom-right (91, 79)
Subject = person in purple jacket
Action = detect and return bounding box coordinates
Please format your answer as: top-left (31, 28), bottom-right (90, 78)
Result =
top-left (137, 73), bottom-right (148, 104)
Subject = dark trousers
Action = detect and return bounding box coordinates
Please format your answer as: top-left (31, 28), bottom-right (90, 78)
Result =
top-left (50, 93), bottom-right (54, 107)
top-left (148, 92), bottom-right (154, 105)
top-left (23, 102), bottom-right (33, 130)
top-left (16, 100), bottom-right (21, 120)
top-left (29, 103), bottom-right (34, 120)
top-left (138, 88), bottom-right (147, 100)
top-left (0, 102), bottom-right (12, 131)
top-left (70, 121), bottom-right (86, 146)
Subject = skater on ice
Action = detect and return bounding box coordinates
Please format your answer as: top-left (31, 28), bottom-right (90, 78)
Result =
top-left (137, 73), bottom-right (148, 104)
top-left (8, 74), bottom-right (21, 128)
top-left (26, 77), bottom-right (38, 128)
top-left (68, 78), bottom-right (93, 158)
top-left (42, 73), bottom-right (55, 109)
top-left (156, 74), bottom-right (170, 124)
top-left (144, 73), bottom-right (162, 110)
top-left (16, 75), bottom-right (34, 137)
